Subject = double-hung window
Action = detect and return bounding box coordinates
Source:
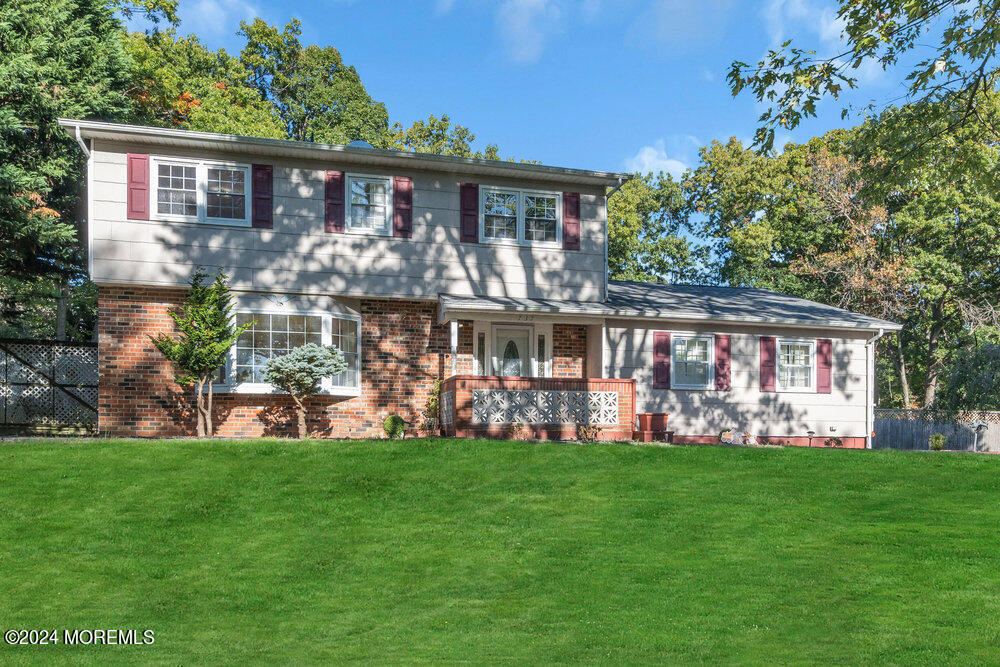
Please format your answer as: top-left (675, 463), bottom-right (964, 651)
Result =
top-left (481, 187), bottom-right (561, 246)
top-left (346, 174), bottom-right (392, 235)
top-left (151, 157), bottom-right (250, 225)
top-left (226, 312), bottom-right (361, 394)
top-left (777, 339), bottom-right (815, 391)
top-left (672, 335), bottom-right (714, 389)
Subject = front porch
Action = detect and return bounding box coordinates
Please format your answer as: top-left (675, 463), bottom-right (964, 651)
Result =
top-left (440, 375), bottom-right (636, 441)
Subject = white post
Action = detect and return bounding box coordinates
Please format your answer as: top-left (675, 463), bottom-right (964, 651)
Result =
top-left (450, 320), bottom-right (459, 377)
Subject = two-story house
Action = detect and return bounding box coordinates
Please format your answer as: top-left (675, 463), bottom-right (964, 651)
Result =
top-left (61, 119), bottom-right (899, 446)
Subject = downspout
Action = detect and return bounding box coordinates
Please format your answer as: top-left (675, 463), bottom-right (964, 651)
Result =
top-left (865, 328), bottom-right (886, 449)
top-left (73, 124), bottom-right (95, 284)
top-left (603, 176), bottom-right (627, 304)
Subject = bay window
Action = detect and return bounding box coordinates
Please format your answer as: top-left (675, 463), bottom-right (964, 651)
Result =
top-left (481, 187), bottom-right (561, 246)
top-left (224, 312), bottom-right (361, 394)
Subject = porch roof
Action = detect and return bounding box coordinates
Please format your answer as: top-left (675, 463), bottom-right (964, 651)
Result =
top-left (439, 281), bottom-right (902, 332)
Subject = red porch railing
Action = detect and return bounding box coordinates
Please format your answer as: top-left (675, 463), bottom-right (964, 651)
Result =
top-left (440, 375), bottom-right (636, 441)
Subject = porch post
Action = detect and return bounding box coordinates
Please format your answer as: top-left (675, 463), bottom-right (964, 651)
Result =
top-left (450, 319), bottom-right (459, 376)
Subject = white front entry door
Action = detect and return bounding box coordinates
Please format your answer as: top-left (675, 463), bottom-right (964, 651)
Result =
top-left (493, 326), bottom-right (532, 377)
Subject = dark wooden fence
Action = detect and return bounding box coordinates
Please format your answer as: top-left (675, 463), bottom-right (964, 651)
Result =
top-left (0, 338), bottom-right (97, 434)
top-left (874, 409), bottom-right (1000, 452)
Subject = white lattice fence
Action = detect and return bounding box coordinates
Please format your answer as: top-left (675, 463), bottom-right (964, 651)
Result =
top-left (0, 339), bottom-right (97, 428)
top-left (471, 389), bottom-right (619, 426)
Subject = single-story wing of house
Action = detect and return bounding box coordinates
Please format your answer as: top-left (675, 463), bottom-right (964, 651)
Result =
top-left (61, 119), bottom-right (900, 446)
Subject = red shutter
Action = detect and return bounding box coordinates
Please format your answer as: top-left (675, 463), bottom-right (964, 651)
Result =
top-left (393, 176), bottom-right (412, 238)
top-left (653, 331), bottom-right (671, 389)
top-left (126, 153), bottom-right (149, 220)
top-left (325, 170), bottom-right (345, 233)
top-left (251, 164), bottom-right (273, 229)
top-left (460, 183), bottom-right (478, 243)
top-left (562, 192), bottom-right (580, 250)
top-left (817, 338), bottom-right (832, 394)
top-left (715, 334), bottom-right (731, 391)
top-left (760, 336), bottom-right (777, 392)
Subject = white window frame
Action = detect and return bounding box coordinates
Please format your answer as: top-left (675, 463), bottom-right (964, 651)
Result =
top-left (670, 334), bottom-right (715, 390)
top-left (776, 337), bottom-right (816, 393)
top-left (149, 156), bottom-right (251, 227)
top-left (345, 173), bottom-right (393, 237)
top-left (215, 310), bottom-right (362, 397)
top-left (480, 186), bottom-right (562, 248)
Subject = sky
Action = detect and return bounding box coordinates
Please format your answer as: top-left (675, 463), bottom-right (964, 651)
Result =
top-left (161, 0), bottom-right (910, 176)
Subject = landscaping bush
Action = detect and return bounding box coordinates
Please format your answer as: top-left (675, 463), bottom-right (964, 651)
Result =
top-left (383, 414), bottom-right (405, 439)
top-left (929, 433), bottom-right (947, 451)
top-left (263, 344), bottom-right (347, 438)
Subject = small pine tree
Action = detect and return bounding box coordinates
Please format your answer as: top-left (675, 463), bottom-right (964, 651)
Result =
top-left (263, 343), bottom-right (347, 438)
top-left (150, 269), bottom-right (250, 437)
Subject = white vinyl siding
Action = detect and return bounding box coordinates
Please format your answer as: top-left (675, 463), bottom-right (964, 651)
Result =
top-left (91, 147), bottom-right (608, 301)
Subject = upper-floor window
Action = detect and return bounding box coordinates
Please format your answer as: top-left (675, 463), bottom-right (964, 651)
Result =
top-left (225, 311), bottom-right (361, 394)
top-left (777, 339), bottom-right (815, 391)
top-left (151, 157), bottom-right (250, 225)
top-left (481, 187), bottom-right (561, 246)
top-left (347, 174), bottom-right (392, 236)
top-left (672, 335), bottom-right (714, 390)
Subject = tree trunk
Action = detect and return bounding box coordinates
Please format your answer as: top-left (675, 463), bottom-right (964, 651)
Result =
top-left (923, 322), bottom-right (946, 408)
top-left (291, 394), bottom-right (307, 439)
top-left (206, 377), bottom-right (214, 437)
top-left (55, 279), bottom-right (69, 340)
top-left (195, 379), bottom-right (206, 438)
top-left (894, 333), bottom-right (912, 408)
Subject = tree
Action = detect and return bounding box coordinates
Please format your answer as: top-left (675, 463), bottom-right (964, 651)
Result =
top-left (934, 344), bottom-right (1000, 411)
top-left (150, 270), bottom-right (250, 437)
top-left (607, 174), bottom-right (707, 284)
top-left (0, 0), bottom-right (132, 283)
top-left (263, 344), bottom-right (347, 439)
top-left (390, 114), bottom-right (500, 159)
top-left (125, 30), bottom-right (285, 137)
top-left (238, 19), bottom-right (390, 146)
top-left (729, 1), bottom-right (1000, 152)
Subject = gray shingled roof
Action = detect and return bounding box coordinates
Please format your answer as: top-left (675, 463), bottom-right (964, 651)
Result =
top-left (439, 280), bottom-right (901, 331)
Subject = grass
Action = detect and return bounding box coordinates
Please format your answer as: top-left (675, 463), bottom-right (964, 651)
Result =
top-left (2, 437), bottom-right (1000, 663)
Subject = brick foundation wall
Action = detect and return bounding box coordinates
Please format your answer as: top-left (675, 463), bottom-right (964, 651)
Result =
top-left (98, 286), bottom-right (475, 438)
top-left (552, 324), bottom-right (587, 378)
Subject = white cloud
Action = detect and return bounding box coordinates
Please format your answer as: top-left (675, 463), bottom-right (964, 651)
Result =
top-left (627, 0), bottom-right (737, 53)
top-left (624, 139), bottom-right (690, 178)
top-left (496, 0), bottom-right (564, 64)
top-left (182, 0), bottom-right (258, 36)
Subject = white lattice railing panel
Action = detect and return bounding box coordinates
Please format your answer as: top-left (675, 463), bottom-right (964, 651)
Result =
top-left (471, 389), bottom-right (619, 426)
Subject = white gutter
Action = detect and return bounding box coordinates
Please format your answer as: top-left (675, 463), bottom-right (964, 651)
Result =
top-left (865, 327), bottom-right (886, 449)
top-left (59, 118), bottom-right (628, 188)
top-left (602, 176), bottom-right (629, 304)
top-left (74, 124), bottom-right (91, 158)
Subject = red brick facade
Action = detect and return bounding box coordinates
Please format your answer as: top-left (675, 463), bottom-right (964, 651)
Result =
top-left (551, 324), bottom-right (587, 378)
top-left (97, 286), bottom-right (589, 439)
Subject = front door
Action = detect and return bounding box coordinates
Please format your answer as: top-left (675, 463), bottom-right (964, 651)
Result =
top-left (493, 327), bottom-right (532, 377)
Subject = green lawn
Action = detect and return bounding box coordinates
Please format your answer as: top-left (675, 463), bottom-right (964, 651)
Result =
top-left (2, 438), bottom-right (1000, 663)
